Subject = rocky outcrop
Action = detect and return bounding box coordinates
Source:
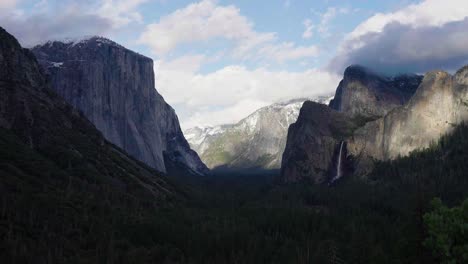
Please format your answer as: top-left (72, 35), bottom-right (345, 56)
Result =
top-left (31, 37), bottom-right (208, 175)
top-left (280, 101), bottom-right (361, 183)
top-left (329, 65), bottom-right (422, 120)
top-left (185, 96), bottom-right (333, 170)
top-left (0, 26), bottom-right (176, 201)
top-left (348, 67), bottom-right (468, 167)
top-left (282, 65), bottom-right (468, 183)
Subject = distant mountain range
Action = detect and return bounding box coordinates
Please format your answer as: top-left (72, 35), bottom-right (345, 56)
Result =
top-left (184, 95), bottom-right (333, 170)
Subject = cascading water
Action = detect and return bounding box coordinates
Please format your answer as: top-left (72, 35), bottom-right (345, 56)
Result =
top-left (330, 141), bottom-right (344, 184)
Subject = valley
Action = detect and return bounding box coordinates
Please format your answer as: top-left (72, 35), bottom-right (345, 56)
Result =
top-left (1, 1), bottom-right (468, 261)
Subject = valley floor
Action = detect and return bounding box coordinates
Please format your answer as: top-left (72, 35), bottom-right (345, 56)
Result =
top-left (2, 124), bottom-right (468, 263)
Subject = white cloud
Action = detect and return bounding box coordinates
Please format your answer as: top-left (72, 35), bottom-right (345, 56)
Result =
top-left (0, 3), bottom-right (113, 46)
top-left (302, 19), bottom-right (314, 39)
top-left (182, 99), bottom-right (269, 129)
top-left (139, 0), bottom-right (268, 55)
top-left (340, 0), bottom-right (468, 53)
top-left (316, 7), bottom-right (349, 36)
top-left (257, 42), bottom-right (319, 62)
top-left (138, 0), bottom-right (319, 63)
top-left (348, 0), bottom-right (468, 41)
top-left (302, 7), bottom-right (349, 39)
top-left (0, 0), bottom-right (18, 9)
top-left (156, 57), bottom-right (340, 128)
top-left (330, 0), bottom-right (468, 73)
top-left (0, 0), bottom-right (147, 46)
top-left (158, 54), bottom-right (207, 73)
top-left (98, 0), bottom-right (148, 27)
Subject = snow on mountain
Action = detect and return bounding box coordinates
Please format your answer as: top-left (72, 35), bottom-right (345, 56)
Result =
top-left (184, 94), bottom-right (334, 170)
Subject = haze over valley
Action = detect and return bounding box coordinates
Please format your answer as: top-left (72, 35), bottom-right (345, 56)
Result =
top-left (1, 1), bottom-right (468, 263)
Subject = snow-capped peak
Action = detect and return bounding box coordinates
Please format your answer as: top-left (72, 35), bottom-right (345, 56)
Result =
top-left (32, 36), bottom-right (123, 49)
top-left (183, 94), bottom-right (334, 157)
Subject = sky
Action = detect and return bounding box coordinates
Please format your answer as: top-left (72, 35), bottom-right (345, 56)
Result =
top-left (1, 0), bottom-right (468, 129)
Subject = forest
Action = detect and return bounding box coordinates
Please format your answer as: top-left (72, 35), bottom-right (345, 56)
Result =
top-left (1, 122), bottom-right (468, 263)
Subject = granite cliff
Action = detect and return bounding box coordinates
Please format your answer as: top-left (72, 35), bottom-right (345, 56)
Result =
top-left (0, 26), bottom-right (176, 203)
top-left (348, 67), bottom-right (468, 171)
top-left (329, 65), bottom-right (422, 120)
top-left (280, 101), bottom-right (362, 183)
top-left (282, 65), bottom-right (467, 183)
top-left (31, 37), bottom-right (208, 175)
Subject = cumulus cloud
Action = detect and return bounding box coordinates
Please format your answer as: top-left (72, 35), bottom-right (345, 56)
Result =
top-left (155, 58), bottom-right (340, 128)
top-left (330, 19), bottom-right (468, 74)
top-left (138, 0), bottom-right (271, 55)
top-left (138, 0), bottom-right (319, 62)
top-left (0, 0), bottom-right (146, 46)
top-left (98, 0), bottom-right (149, 27)
top-left (1, 10), bottom-right (112, 46)
top-left (348, 0), bottom-right (468, 41)
top-left (330, 0), bottom-right (468, 74)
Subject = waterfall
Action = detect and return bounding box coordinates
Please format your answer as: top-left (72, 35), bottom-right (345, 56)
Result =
top-left (331, 141), bottom-right (344, 183)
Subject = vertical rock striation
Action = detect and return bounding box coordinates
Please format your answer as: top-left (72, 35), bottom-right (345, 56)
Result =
top-left (281, 64), bottom-right (468, 183)
top-left (348, 67), bottom-right (468, 166)
top-left (0, 26), bottom-right (176, 201)
top-left (329, 65), bottom-right (422, 120)
top-left (31, 37), bottom-right (208, 175)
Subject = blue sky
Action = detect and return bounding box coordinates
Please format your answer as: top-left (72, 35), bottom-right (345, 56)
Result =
top-left (1, 0), bottom-right (468, 128)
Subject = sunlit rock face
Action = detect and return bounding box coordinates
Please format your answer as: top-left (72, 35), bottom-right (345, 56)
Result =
top-left (31, 37), bottom-right (208, 175)
top-left (281, 64), bottom-right (468, 183)
top-left (329, 65), bottom-right (422, 120)
top-left (349, 67), bottom-right (468, 172)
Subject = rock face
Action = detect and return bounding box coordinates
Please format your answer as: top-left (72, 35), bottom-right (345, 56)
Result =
top-left (329, 65), bottom-right (422, 120)
top-left (185, 96), bottom-right (333, 170)
top-left (281, 64), bottom-right (468, 183)
top-left (31, 37), bottom-right (208, 175)
top-left (280, 101), bottom-right (361, 183)
top-left (348, 67), bottom-right (468, 164)
top-left (0, 26), bottom-right (176, 201)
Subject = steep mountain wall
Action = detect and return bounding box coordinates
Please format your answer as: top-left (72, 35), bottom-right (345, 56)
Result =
top-left (31, 38), bottom-right (208, 175)
top-left (329, 65), bottom-right (422, 120)
top-left (282, 65), bottom-right (468, 183)
top-left (349, 67), bottom-right (468, 165)
top-left (0, 26), bottom-right (176, 201)
top-left (280, 101), bottom-right (361, 183)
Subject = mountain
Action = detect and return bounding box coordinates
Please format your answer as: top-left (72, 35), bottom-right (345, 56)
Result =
top-left (329, 65), bottom-right (422, 120)
top-left (280, 101), bottom-right (363, 183)
top-left (31, 37), bottom-right (208, 176)
top-left (185, 96), bottom-right (333, 170)
top-left (348, 67), bottom-right (468, 173)
top-left (0, 27), bottom-right (181, 262)
top-left (281, 65), bottom-right (467, 183)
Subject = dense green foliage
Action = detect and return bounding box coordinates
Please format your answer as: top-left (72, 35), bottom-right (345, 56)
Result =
top-left (423, 198), bottom-right (468, 263)
top-left (0, 128), bottom-right (180, 263)
top-left (1, 122), bottom-right (468, 263)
